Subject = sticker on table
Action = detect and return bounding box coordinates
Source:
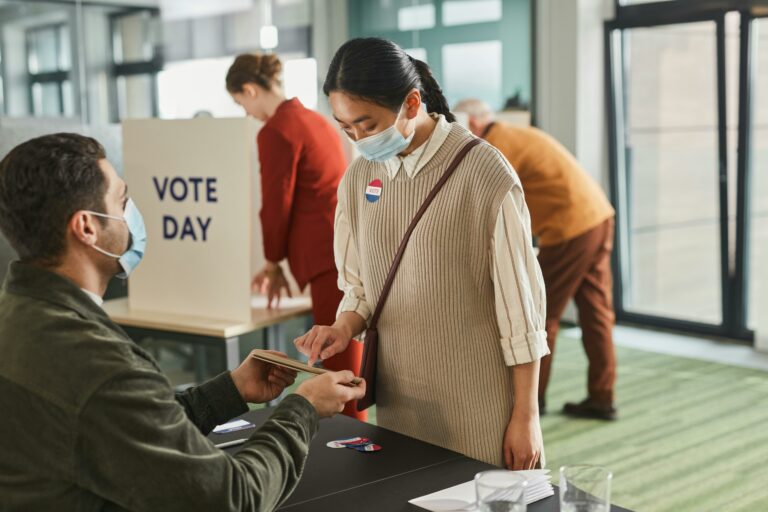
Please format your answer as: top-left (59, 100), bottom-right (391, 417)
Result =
top-left (350, 443), bottom-right (382, 452)
top-left (326, 437), bottom-right (369, 449)
top-left (365, 179), bottom-right (383, 203)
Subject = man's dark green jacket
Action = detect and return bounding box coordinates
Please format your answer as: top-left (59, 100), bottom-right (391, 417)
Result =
top-left (0, 262), bottom-right (319, 511)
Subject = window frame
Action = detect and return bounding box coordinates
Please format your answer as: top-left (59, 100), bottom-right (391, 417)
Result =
top-left (25, 22), bottom-right (71, 117)
top-left (108, 8), bottom-right (163, 122)
top-left (605, 0), bottom-right (768, 343)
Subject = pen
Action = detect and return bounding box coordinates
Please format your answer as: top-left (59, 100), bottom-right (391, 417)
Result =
top-left (215, 438), bottom-right (248, 449)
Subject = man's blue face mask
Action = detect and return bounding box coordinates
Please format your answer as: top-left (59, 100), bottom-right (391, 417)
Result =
top-left (87, 198), bottom-right (147, 279)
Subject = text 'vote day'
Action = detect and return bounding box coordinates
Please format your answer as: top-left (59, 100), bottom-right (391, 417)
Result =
top-left (153, 176), bottom-right (217, 242)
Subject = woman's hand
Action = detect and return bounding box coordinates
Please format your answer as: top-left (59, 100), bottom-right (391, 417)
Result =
top-left (253, 261), bottom-right (292, 309)
top-left (503, 410), bottom-right (544, 470)
top-left (230, 350), bottom-right (298, 404)
top-left (294, 325), bottom-right (353, 366)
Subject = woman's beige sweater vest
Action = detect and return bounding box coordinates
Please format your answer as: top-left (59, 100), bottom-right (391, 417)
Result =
top-left (339, 123), bottom-right (517, 466)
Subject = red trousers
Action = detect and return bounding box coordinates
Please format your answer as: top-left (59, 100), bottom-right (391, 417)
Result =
top-left (537, 218), bottom-right (617, 405)
top-left (309, 270), bottom-right (367, 420)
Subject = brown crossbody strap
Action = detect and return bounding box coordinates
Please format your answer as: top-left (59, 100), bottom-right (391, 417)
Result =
top-left (368, 137), bottom-right (482, 329)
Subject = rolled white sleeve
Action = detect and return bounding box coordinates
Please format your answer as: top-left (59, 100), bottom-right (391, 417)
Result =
top-left (334, 206), bottom-right (373, 323)
top-left (491, 185), bottom-right (550, 366)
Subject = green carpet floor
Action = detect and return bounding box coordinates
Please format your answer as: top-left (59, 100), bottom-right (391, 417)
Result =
top-left (539, 337), bottom-right (768, 512)
top-left (284, 336), bottom-right (768, 511)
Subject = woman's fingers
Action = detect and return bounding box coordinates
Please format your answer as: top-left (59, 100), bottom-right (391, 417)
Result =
top-left (294, 326), bottom-right (326, 361)
top-left (308, 333), bottom-right (328, 365)
top-left (320, 338), bottom-right (346, 360)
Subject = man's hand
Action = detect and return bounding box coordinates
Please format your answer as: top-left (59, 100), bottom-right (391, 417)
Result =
top-left (294, 325), bottom-right (353, 366)
top-left (230, 350), bottom-right (297, 404)
top-left (503, 409), bottom-right (543, 470)
top-left (252, 261), bottom-right (292, 309)
top-left (295, 371), bottom-right (365, 418)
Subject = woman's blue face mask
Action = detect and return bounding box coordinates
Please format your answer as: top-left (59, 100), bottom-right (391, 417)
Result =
top-left (353, 104), bottom-right (415, 162)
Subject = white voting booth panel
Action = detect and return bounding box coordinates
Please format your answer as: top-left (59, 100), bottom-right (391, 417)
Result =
top-left (124, 118), bottom-right (257, 322)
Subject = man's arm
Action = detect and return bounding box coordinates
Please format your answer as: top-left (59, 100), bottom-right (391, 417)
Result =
top-left (76, 366), bottom-right (318, 512)
top-left (175, 371), bottom-right (248, 435)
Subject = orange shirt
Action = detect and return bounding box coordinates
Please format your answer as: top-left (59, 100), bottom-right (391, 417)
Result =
top-left (484, 122), bottom-right (614, 247)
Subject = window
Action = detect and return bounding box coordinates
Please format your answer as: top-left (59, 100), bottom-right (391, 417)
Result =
top-left (748, 18), bottom-right (768, 331)
top-left (26, 24), bottom-right (73, 117)
top-left (110, 10), bottom-right (162, 122)
top-left (442, 0), bottom-right (502, 27)
top-left (0, 46), bottom-right (5, 115)
top-left (442, 40), bottom-right (502, 109)
top-left (607, 1), bottom-right (768, 342)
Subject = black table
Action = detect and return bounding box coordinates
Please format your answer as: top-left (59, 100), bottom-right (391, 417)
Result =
top-left (210, 408), bottom-right (632, 511)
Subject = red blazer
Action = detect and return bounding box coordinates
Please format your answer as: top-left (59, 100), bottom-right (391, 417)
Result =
top-left (257, 98), bottom-right (346, 290)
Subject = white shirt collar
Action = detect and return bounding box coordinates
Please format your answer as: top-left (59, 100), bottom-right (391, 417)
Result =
top-left (81, 288), bottom-right (104, 306)
top-left (383, 114), bottom-right (452, 180)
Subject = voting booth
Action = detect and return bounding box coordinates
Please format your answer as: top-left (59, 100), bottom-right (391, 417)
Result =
top-left (123, 118), bottom-right (263, 323)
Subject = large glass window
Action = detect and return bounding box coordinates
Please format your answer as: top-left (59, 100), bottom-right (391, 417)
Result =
top-left (26, 23), bottom-right (73, 117)
top-left (109, 10), bottom-right (161, 122)
top-left (608, 3), bottom-right (767, 342)
top-left (749, 19), bottom-right (768, 330)
top-left (622, 21), bottom-right (722, 324)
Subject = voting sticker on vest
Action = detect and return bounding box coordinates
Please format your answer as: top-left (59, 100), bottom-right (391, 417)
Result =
top-left (365, 179), bottom-right (383, 203)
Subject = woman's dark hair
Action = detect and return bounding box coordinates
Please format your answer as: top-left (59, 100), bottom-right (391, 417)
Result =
top-left (226, 53), bottom-right (283, 93)
top-left (0, 133), bottom-right (107, 266)
top-left (323, 38), bottom-right (456, 123)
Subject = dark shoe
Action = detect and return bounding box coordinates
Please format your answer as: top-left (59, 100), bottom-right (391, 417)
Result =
top-left (562, 398), bottom-right (617, 421)
top-left (539, 397), bottom-right (547, 416)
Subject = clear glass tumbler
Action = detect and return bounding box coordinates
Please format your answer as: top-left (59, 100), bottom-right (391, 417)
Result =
top-left (559, 465), bottom-right (612, 512)
top-left (475, 470), bottom-right (527, 512)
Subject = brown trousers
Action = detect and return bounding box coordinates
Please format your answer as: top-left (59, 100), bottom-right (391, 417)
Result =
top-left (537, 217), bottom-right (617, 404)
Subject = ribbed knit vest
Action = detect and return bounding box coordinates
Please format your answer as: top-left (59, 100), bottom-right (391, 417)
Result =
top-left (339, 123), bottom-right (517, 466)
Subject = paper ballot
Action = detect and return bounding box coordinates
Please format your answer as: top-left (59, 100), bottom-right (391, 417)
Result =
top-left (250, 350), bottom-right (363, 386)
top-left (409, 469), bottom-right (554, 511)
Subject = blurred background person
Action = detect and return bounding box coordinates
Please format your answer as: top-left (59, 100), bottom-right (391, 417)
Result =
top-left (227, 53), bottom-right (365, 420)
top-left (455, 98), bottom-right (618, 421)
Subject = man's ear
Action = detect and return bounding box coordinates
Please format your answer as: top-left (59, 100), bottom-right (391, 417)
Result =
top-left (70, 211), bottom-right (98, 247)
top-left (468, 118), bottom-right (481, 136)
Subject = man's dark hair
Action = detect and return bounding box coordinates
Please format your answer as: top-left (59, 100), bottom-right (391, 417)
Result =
top-left (0, 133), bottom-right (107, 266)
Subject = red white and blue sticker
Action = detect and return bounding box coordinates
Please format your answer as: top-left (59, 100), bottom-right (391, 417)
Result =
top-left (365, 179), bottom-right (383, 203)
top-left (326, 436), bottom-right (382, 453)
top-left (326, 437), bottom-right (369, 449)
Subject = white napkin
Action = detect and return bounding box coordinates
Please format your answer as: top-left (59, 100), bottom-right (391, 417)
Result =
top-left (212, 419), bottom-right (251, 433)
top-left (409, 469), bottom-right (554, 511)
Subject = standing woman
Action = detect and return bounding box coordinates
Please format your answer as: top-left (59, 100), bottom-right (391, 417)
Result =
top-left (226, 53), bottom-right (365, 420)
top-left (295, 38), bottom-right (549, 468)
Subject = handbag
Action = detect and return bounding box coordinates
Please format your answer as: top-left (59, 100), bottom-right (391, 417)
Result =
top-left (356, 137), bottom-right (483, 411)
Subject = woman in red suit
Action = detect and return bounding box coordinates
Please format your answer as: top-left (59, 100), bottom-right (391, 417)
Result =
top-left (226, 53), bottom-right (365, 419)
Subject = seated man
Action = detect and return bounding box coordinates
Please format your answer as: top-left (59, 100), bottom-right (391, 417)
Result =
top-left (0, 133), bottom-right (365, 511)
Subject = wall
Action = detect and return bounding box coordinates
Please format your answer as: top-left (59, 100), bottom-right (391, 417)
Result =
top-left (535, 0), bottom-right (615, 323)
top-left (535, 0), bottom-right (614, 187)
top-left (347, 0), bottom-right (531, 111)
